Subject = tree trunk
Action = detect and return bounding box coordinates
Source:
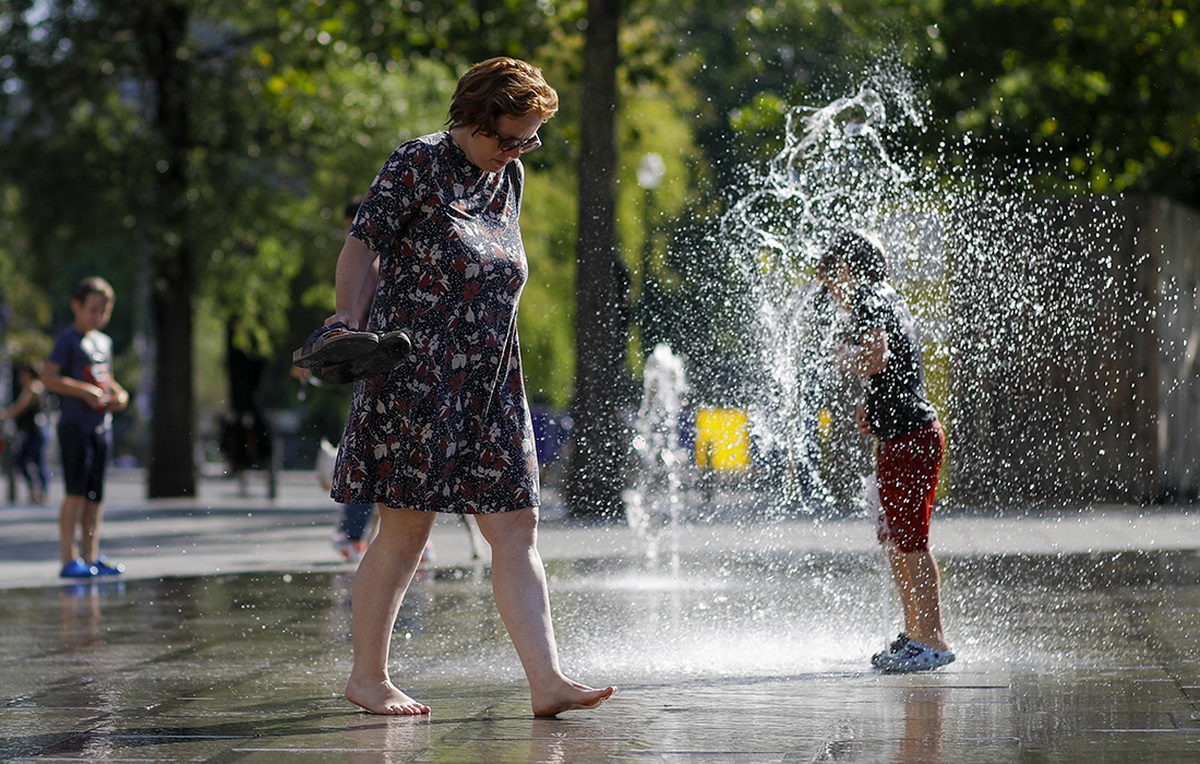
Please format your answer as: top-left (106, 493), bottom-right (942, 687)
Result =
top-left (568, 0), bottom-right (629, 519)
top-left (144, 3), bottom-right (196, 498)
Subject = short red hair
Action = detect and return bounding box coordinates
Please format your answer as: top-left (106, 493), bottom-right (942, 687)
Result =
top-left (447, 57), bottom-right (559, 136)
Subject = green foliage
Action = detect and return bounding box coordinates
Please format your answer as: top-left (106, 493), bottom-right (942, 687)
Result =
top-left (2, 0), bottom-right (1196, 464)
top-left (518, 165), bottom-right (578, 408)
top-left (916, 0), bottom-right (1200, 206)
top-left (0, 189), bottom-right (52, 366)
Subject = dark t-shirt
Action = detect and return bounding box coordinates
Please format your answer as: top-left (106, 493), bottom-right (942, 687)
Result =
top-left (850, 282), bottom-right (937, 441)
top-left (48, 326), bottom-right (113, 433)
top-left (13, 389), bottom-right (41, 433)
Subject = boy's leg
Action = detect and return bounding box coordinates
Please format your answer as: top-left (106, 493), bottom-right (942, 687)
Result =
top-left (58, 494), bottom-right (87, 565)
top-left (81, 500), bottom-right (104, 564)
top-left (877, 423), bottom-right (947, 651)
top-left (889, 545), bottom-right (949, 652)
top-left (58, 422), bottom-right (90, 563)
top-left (79, 429), bottom-right (111, 564)
top-left (886, 544), bottom-right (920, 635)
top-left (908, 549), bottom-right (948, 651)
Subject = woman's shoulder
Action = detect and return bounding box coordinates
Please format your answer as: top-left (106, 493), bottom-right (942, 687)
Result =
top-left (378, 132), bottom-right (462, 180)
top-left (387, 132), bottom-right (450, 161)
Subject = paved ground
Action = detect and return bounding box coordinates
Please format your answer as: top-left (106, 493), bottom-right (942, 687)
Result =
top-left (3, 468), bottom-right (1198, 588)
top-left (2, 470), bottom-right (1199, 762)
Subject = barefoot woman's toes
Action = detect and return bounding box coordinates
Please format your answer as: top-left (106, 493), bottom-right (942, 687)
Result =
top-left (385, 700), bottom-right (431, 715)
top-left (533, 682), bottom-right (617, 717)
top-left (347, 679), bottom-right (431, 715)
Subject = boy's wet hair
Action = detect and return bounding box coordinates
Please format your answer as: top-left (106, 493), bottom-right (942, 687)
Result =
top-left (72, 276), bottom-right (115, 306)
top-left (818, 229), bottom-right (888, 283)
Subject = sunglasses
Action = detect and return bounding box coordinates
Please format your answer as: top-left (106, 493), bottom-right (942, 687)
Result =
top-left (495, 132), bottom-right (542, 154)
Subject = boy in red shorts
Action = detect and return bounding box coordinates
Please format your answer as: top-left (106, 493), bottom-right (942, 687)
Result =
top-left (817, 230), bottom-right (954, 672)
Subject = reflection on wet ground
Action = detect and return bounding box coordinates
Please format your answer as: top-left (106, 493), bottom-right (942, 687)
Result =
top-left (2, 546), bottom-right (1199, 762)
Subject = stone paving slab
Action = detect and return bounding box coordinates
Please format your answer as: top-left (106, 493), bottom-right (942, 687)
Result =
top-left (2, 471), bottom-right (1200, 762)
top-left (1, 546), bottom-right (1199, 761)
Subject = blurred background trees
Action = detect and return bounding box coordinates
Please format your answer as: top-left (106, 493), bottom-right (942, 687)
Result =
top-left (0, 0), bottom-right (1195, 500)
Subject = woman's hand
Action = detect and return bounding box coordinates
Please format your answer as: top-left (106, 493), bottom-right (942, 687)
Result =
top-left (324, 311), bottom-right (360, 330)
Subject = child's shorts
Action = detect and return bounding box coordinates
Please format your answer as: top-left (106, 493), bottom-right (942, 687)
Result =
top-left (875, 420), bottom-right (944, 553)
top-left (58, 421), bottom-right (110, 503)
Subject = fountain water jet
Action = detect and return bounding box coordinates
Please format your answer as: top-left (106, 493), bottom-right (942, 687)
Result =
top-left (625, 343), bottom-right (690, 560)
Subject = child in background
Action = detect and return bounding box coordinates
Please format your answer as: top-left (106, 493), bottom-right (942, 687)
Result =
top-left (42, 276), bottom-right (129, 578)
top-left (1, 363), bottom-right (50, 504)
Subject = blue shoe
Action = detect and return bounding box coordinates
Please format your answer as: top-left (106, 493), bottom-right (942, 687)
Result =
top-left (876, 639), bottom-right (955, 673)
top-left (61, 558), bottom-right (98, 578)
top-left (92, 557), bottom-right (125, 576)
top-left (870, 632), bottom-right (910, 668)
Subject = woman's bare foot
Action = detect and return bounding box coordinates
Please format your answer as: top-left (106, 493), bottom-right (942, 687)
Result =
top-left (531, 680), bottom-right (617, 717)
top-left (346, 678), bottom-right (431, 715)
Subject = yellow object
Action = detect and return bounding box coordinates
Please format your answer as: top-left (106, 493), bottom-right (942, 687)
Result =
top-left (694, 408), bottom-right (750, 471)
top-left (817, 408), bottom-right (833, 441)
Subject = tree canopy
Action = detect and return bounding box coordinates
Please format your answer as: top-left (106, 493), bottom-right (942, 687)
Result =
top-left (1, 0), bottom-right (1195, 494)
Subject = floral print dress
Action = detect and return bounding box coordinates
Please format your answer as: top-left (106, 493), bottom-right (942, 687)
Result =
top-left (331, 131), bottom-right (539, 514)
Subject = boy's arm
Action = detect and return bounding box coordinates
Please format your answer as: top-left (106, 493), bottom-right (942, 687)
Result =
top-left (1, 385), bottom-right (36, 420)
top-left (40, 361), bottom-right (107, 410)
top-left (833, 328), bottom-right (890, 376)
top-left (106, 377), bottom-right (130, 412)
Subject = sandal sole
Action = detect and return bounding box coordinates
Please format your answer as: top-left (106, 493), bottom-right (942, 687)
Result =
top-left (313, 331), bottom-right (412, 384)
top-left (293, 329), bottom-right (378, 369)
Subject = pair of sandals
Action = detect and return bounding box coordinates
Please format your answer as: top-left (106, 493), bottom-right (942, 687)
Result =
top-left (292, 321), bottom-right (412, 384)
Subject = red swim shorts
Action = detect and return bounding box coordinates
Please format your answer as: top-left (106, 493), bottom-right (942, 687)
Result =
top-left (875, 420), bottom-right (945, 553)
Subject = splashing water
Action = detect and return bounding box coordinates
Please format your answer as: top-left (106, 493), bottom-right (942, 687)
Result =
top-left (715, 69), bottom-right (1126, 511)
top-left (626, 343), bottom-right (691, 558)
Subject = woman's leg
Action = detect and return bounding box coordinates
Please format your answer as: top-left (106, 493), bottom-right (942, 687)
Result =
top-left (474, 507), bottom-right (616, 717)
top-left (345, 505), bottom-right (436, 714)
top-left (15, 433), bottom-right (35, 497)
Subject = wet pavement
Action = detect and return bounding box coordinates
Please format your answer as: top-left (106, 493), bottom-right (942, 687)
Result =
top-left (2, 471), bottom-right (1199, 762)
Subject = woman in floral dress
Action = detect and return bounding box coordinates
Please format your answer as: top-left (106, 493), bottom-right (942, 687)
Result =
top-left (327, 57), bottom-right (616, 717)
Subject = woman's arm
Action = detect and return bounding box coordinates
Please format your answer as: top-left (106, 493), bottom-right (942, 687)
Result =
top-left (328, 236), bottom-right (380, 330)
